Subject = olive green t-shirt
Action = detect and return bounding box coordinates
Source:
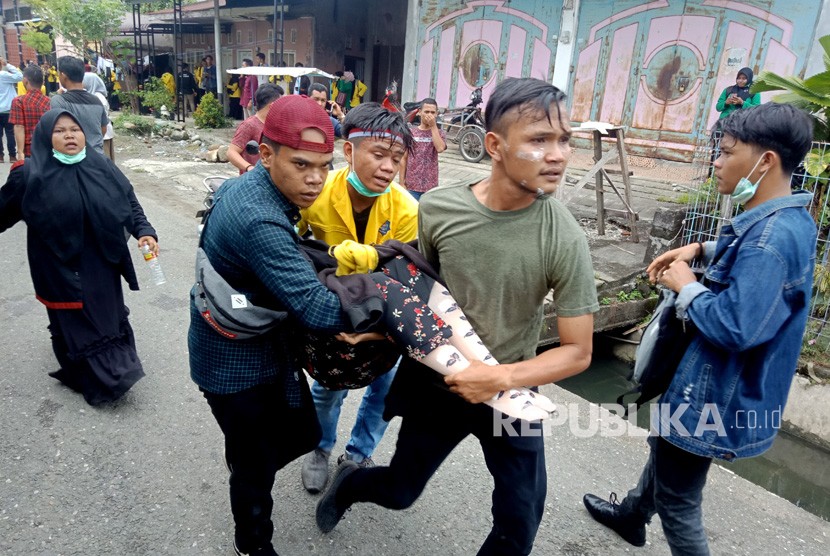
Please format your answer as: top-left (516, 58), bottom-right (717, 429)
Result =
top-left (418, 181), bottom-right (599, 364)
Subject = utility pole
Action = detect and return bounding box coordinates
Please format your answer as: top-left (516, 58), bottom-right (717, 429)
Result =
top-left (213, 0), bottom-right (222, 103)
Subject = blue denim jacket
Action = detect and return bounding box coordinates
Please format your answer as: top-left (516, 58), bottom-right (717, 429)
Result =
top-left (655, 191), bottom-right (815, 460)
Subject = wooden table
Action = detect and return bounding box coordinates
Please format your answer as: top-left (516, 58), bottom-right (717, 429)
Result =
top-left (558, 123), bottom-right (639, 242)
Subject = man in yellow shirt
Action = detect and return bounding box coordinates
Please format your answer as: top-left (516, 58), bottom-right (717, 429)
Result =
top-left (161, 70), bottom-right (175, 96)
top-left (298, 102), bottom-right (416, 493)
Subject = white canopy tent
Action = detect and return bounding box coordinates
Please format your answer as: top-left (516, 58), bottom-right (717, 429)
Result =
top-left (226, 67), bottom-right (337, 79)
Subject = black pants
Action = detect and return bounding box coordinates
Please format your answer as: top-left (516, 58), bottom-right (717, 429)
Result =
top-left (229, 97), bottom-right (242, 120)
top-left (339, 371), bottom-right (547, 556)
top-left (620, 436), bottom-right (713, 555)
top-left (203, 381), bottom-right (321, 552)
top-left (0, 112), bottom-right (16, 159)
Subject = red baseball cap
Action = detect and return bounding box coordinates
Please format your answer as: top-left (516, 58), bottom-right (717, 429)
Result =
top-left (261, 95), bottom-right (334, 153)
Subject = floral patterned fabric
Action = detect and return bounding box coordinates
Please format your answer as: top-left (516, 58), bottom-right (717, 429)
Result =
top-left (303, 331), bottom-right (400, 391)
top-left (302, 255), bottom-right (452, 390)
top-left (372, 255), bottom-right (453, 361)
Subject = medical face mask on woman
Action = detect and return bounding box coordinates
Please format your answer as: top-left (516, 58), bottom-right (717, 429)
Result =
top-left (731, 154), bottom-right (768, 205)
top-left (53, 148), bottom-right (87, 165)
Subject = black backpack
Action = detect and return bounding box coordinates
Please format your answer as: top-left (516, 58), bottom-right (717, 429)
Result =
top-left (617, 289), bottom-right (697, 415)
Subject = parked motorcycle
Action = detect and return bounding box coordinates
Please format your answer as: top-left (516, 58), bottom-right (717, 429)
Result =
top-left (437, 87), bottom-right (487, 163)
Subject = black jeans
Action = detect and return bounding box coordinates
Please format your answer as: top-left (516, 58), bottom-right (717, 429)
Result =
top-left (620, 436), bottom-right (713, 556)
top-left (0, 112), bottom-right (16, 158)
top-left (340, 382), bottom-right (547, 556)
top-left (203, 381), bottom-right (321, 552)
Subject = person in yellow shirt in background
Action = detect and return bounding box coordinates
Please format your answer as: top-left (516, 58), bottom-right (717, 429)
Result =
top-left (46, 64), bottom-right (59, 95)
top-left (351, 75), bottom-right (367, 108)
top-left (194, 59), bottom-right (204, 104)
top-left (297, 102), bottom-right (416, 494)
top-left (110, 69), bottom-right (122, 111)
top-left (161, 69), bottom-right (176, 97)
top-left (16, 67), bottom-right (46, 96)
top-left (268, 61), bottom-right (292, 96)
top-left (226, 71), bottom-right (242, 120)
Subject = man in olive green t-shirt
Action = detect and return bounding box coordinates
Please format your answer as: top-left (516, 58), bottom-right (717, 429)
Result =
top-left (316, 77), bottom-right (598, 554)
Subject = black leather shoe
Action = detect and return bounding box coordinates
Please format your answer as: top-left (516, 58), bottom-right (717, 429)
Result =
top-left (583, 492), bottom-right (646, 547)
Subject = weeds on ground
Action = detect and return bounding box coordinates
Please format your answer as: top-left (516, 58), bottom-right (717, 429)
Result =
top-left (675, 177), bottom-right (718, 206)
top-left (113, 113), bottom-right (155, 135)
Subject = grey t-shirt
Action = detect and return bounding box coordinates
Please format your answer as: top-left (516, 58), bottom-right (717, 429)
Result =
top-left (50, 91), bottom-right (108, 154)
top-left (418, 181), bottom-right (599, 364)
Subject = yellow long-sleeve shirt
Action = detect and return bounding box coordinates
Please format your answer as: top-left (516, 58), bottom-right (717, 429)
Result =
top-left (298, 166), bottom-right (418, 245)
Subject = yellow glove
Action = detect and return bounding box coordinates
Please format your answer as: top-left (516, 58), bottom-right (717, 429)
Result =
top-left (330, 240), bottom-right (379, 276)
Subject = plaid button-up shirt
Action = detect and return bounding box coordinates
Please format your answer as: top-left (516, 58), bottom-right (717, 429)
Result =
top-left (188, 164), bottom-right (347, 398)
top-left (10, 90), bottom-right (50, 157)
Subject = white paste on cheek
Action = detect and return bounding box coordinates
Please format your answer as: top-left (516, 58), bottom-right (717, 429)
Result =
top-left (515, 148), bottom-right (545, 162)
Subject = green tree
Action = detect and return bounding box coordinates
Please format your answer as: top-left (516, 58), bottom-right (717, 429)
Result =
top-left (29, 0), bottom-right (126, 57)
top-left (751, 35), bottom-right (830, 141)
top-left (20, 22), bottom-right (54, 56)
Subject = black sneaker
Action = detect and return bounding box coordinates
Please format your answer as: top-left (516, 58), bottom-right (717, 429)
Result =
top-left (583, 492), bottom-right (647, 547)
top-left (316, 459), bottom-right (359, 533)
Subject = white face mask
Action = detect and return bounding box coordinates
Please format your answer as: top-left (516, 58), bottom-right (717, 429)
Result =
top-left (730, 153), bottom-right (768, 205)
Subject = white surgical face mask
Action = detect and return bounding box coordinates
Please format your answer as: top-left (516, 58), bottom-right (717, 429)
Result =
top-left (730, 153), bottom-right (768, 205)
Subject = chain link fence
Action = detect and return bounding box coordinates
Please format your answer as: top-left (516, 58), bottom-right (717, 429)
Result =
top-left (681, 132), bottom-right (830, 356)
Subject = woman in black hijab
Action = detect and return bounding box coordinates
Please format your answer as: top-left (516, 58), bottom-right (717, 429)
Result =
top-left (0, 109), bottom-right (159, 405)
top-left (715, 66), bottom-right (761, 121)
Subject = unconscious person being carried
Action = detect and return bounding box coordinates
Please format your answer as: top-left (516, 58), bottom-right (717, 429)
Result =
top-left (301, 239), bottom-right (556, 421)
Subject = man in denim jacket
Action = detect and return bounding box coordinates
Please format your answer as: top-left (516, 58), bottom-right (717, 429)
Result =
top-left (583, 102), bottom-right (817, 555)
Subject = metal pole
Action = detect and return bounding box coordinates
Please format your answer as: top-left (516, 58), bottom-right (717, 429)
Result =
top-left (272, 0), bottom-right (278, 65)
top-left (13, 0), bottom-right (23, 65)
top-left (137, 4), bottom-right (144, 82)
top-left (279, 0), bottom-right (285, 65)
top-left (173, 0), bottom-right (184, 122)
top-left (213, 0), bottom-right (223, 102)
top-left (132, 4), bottom-right (140, 86)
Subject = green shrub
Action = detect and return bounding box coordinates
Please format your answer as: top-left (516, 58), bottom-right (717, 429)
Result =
top-left (112, 113), bottom-right (155, 135)
top-left (194, 92), bottom-right (229, 128)
top-left (138, 77), bottom-right (174, 116)
top-left (114, 88), bottom-right (139, 113)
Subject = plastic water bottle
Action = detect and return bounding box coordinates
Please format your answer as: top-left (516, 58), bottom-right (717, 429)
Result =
top-left (140, 244), bottom-right (167, 285)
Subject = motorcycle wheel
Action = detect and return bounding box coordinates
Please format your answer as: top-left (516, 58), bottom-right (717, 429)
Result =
top-left (458, 127), bottom-right (486, 163)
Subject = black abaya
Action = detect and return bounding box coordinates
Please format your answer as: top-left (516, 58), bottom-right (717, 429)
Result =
top-left (0, 110), bottom-right (157, 404)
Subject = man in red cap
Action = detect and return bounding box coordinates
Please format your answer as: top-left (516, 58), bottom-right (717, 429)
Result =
top-left (188, 95), bottom-right (348, 556)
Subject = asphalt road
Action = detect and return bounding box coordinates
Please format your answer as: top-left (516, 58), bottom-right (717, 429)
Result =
top-left (0, 141), bottom-right (827, 555)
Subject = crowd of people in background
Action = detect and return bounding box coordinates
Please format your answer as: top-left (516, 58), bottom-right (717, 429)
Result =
top-left (0, 56), bottom-right (120, 162)
top-left (9, 48), bottom-right (376, 129)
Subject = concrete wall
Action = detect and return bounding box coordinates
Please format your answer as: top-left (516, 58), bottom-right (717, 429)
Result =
top-left (1, 0), bottom-right (42, 66)
top-left (401, 0), bottom-right (828, 161)
top-left (569, 0), bottom-right (823, 161)
top-left (405, 0), bottom-right (564, 109)
top-left (289, 0), bottom-right (407, 101)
